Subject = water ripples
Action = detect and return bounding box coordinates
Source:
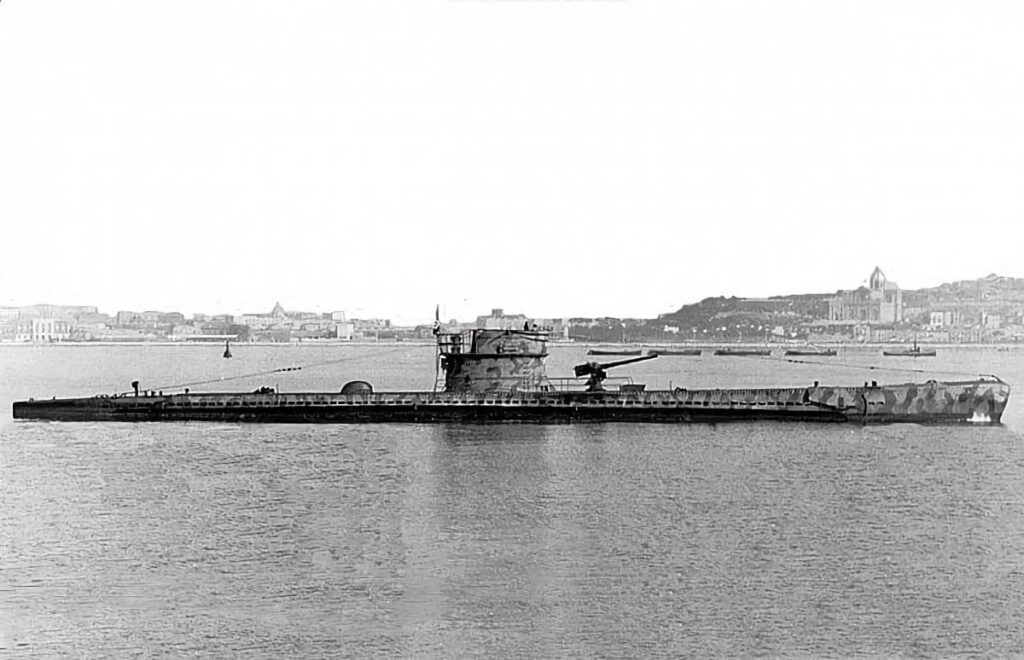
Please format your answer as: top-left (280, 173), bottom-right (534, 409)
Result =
top-left (5, 346), bottom-right (1024, 655)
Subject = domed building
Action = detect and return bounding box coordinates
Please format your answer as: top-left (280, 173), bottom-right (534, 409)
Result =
top-left (868, 266), bottom-right (887, 290)
top-left (828, 267), bottom-right (903, 324)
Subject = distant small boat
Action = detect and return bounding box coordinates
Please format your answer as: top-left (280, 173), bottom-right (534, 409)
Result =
top-left (223, 340), bottom-right (232, 359)
top-left (882, 341), bottom-right (935, 357)
top-left (713, 348), bottom-right (771, 357)
top-left (587, 348), bottom-right (643, 356)
top-left (647, 348), bottom-right (702, 356)
top-left (785, 348), bottom-right (838, 356)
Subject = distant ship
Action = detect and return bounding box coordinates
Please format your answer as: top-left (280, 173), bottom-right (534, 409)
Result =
top-left (587, 348), bottom-right (643, 356)
top-left (883, 340), bottom-right (936, 357)
top-left (646, 348), bottom-right (702, 356)
top-left (784, 347), bottom-right (838, 357)
top-left (714, 348), bottom-right (772, 357)
top-left (13, 325), bottom-right (1007, 425)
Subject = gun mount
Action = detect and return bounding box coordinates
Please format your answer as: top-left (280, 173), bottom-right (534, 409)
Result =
top-left (573, 353), bottom-right (658, 392)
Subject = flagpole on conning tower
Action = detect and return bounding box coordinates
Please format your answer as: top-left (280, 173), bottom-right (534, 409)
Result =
top-left (432, 304), bottom-right (441, 393)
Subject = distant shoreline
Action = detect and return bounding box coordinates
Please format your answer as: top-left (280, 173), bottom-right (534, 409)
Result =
top-left (0, 340), bottom-right (437, 347)
top-left (0, 340), bottom-right (1019, 349)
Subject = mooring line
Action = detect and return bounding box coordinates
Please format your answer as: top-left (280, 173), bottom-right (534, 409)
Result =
top-left (119, 345), bottom-right (414, 395)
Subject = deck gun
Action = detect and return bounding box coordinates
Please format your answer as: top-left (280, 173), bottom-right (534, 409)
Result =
top-left (574, 353), bottom-right (658, 392)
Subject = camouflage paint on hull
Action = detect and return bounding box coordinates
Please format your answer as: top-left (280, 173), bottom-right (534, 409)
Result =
top-left (13, 378), bottom-right (1009, 425)
top-left (806, 378), bottom-right (1009, 423)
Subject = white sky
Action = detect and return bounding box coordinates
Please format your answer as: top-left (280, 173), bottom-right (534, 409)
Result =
top-left (1, 1), bottom-right (1022, 324)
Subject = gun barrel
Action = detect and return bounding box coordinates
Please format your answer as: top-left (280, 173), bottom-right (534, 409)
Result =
top-left (574, 353), bottom-right (658, 377)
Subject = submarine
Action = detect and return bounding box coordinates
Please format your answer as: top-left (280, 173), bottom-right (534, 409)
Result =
top-left (12, 326), bottom-right (1010, 424)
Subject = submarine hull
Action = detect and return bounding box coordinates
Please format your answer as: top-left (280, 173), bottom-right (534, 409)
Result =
top-left (13, 379), bottom-right (1009, 425)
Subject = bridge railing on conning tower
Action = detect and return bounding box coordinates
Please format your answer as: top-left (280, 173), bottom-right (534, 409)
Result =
top-left (436, 331), bottom-right (472, 355)
top-left (436, 329), bottom-right (549, 357)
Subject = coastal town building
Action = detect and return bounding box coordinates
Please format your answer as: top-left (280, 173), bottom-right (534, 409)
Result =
top-left (929, 310), bottom-right (964, 328)
top-left (15, 318), bottom-right (72, 342)
top-left (828, 267), bottom-right (903, 324)
top-left (171, 324), bottom-right (202, 339)
top-left (476, 308), bottom-right (529, 330)
top-left (237, 302), bottom-right (286, 330)
top-left (335, 322), bottom-right (355, 340)
top-left (14, 305), bottom-right (97, 319)
top-left (352, 318), bottom-right (390, 340)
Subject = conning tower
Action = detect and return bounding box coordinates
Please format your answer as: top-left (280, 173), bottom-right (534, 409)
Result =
top-left (436, 328), bottom-right (550, 393)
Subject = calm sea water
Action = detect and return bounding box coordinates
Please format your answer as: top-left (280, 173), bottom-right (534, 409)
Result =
top-left (3, 344), bottom-right (1024, 656)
